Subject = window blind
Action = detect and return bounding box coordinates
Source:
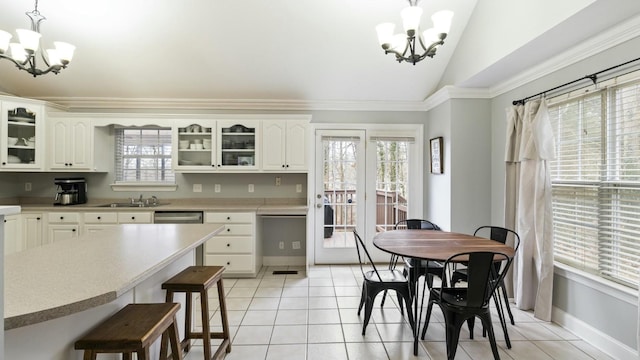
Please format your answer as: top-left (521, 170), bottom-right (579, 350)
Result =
top-left (115, 127), bottom-right (175, 183)
top-left (549, 79), bottom-right (640, 288)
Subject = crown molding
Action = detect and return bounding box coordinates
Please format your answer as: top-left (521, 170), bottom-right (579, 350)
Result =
top-left (489, 13), bottom-right (640, 99)
top-left (35, 96), bottom-right (428, 113)
top-left (422, 86), bottom-right (492, 111)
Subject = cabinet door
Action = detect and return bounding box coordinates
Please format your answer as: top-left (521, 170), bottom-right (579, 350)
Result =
top-left (217, 120), bottom-right (259, 170)
top-left (262, 120), bottom-right (286, 170)
top-left (49, 118), bottom-right (70, 169)
top-left (117, 212), bottom-right (153, 224)
top-left (22, 212), bottom-right (44, 249)
top-left (4, 214), bottom-right (23, 255)
top-left (1, 101), bottom-right (44, 170)
top-left (47, 224), bottom-right (79, 242)
top-left (285, 120), bottom-right (308, 171)
top-left (69, 119), bottom-right (92, 169)
top-left (174, 121), bottom-right (217, 171)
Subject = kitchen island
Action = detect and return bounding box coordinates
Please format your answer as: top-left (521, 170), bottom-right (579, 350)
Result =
top-left (4, 223), bottom-right (224, 360)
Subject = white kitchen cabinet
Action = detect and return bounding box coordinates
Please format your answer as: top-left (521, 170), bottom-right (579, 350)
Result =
top-left (0, 101), bottom-right (45, 171)
top-left (82, 212), bottom-right (118, 234)
top-left (47, 212), bottom-right (81, 242)
top-left (48, 117), bottom-right (93, 170)
top-left (204, 212), bottom-right (261, 277)
top-left (117, 212), bottom-right (153, 224)
top-left (217, 120), bottom-right (260, 171)
top-left (4, 214), bottom-right (23, 255)
top-left (173, 121), bottom-right (217, 171)
top-left (22, 212), bottom-right (44, 249)
top-left (262, 119), bottom-right (309, 171)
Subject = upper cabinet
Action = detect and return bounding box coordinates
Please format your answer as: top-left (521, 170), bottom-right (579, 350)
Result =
top-left (218, 120), bottom-right (260, 171)
top-left (48, 117), bottom-right (93, 170)
top-left (0, 101), bottom-right (45, 170)
top-left (262, 119), bottom-right (309, 171)
top-left (174, 120), bottom-right (217, 170)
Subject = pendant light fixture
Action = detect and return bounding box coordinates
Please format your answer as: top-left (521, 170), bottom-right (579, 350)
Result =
top-left (0, 0), bottom-right (75, 77)
top-left (376, 0), bottom-right (453, 65)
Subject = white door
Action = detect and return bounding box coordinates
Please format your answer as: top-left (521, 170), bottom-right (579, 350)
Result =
top-left (314, 130), bottom-right (366, 263)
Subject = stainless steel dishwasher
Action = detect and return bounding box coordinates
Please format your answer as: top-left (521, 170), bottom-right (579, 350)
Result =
top-left (154, 211), bottom-right (205, 264)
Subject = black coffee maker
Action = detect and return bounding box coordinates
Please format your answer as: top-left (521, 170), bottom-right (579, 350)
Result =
top-left (54, 178), bottom-right (87, 205)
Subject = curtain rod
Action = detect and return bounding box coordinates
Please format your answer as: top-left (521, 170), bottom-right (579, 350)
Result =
top-left (512, 56), bottom-right (640, 106)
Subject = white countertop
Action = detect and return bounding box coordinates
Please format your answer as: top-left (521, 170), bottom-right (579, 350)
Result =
top-left (0, 205), bottom-right (20, 216)
top-left (4, 223), bottom-right (224, 330)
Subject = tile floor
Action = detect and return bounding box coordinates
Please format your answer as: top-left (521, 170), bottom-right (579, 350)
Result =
top-left (180, 265), bottom-right (615, 360)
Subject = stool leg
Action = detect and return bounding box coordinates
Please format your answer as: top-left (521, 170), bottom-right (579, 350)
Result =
top-left (137, 347), bottom-right (150, 360)
top-left (168, 315), bottom-right (184, 360)
top-left (201, 289), bottom-right (212, 360)
top-left (217, 278), bottom-right (231, 353)
top-left (82, 350), bottom-right (96, 360)
top-left (184, 291), bottom-right (193, 353)
top-left (160, 290), bottom-right (175, 360)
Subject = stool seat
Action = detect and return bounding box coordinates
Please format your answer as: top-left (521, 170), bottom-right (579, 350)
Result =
top-left (75, 302), bottom-right (183, 360)
top-left (162, 266), bottom-right (230, 360)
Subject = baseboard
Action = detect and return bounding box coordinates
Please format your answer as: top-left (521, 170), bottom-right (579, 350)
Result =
top-left (263, 256), bottom-right (306, 267)
top-left (552, 306), bottom-right (638, 360)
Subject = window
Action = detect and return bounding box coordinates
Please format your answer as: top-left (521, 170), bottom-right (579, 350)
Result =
top-left (373, 137), bottom-right (411, 232)
top-left (549, 78), bottom-right (640, 288)
top-left (115, 127), bottom-right (175, 183)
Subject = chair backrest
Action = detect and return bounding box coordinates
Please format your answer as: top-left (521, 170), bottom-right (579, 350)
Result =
top-left (353, 230), bottom-right (383, 281)
top-left (440, 251), bottom-right (512, 308)
top-left (473, 226), bottom-right (520, 252)
top-left (395, 219), bottom-right (441, 231)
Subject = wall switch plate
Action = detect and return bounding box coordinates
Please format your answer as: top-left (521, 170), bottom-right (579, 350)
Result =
top-left (25, 182), bottom-right (32, 191)
top-left (279, 241), bottom-right (285, 250)
top-left (193, 184), bottom-right (202, 192)
top-left (248, 184), bottom-right (255, 193)
top-left (275, 176), bottom-right (281, 186)
top-left (292, 241), bottom-right (301, 249)
top-left (296, 184), bottom-right (302, 193)
top-left (214, 184), bottom-right (221, 193)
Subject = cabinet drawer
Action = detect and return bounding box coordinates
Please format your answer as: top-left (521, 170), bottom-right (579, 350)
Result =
top-left (216, 224), bottom-right (253, 236)
top-left (205, 254), bottom-right (253, 273)
top-left (47, 212), bottom-right (80, 223)
top-left (118, 212), bottom-right (153, 224)
top-left (205, 236), bottom-right (253, 253)
top-left (205, 212), bottom-right (254, 224)
top-left (83, 212), bottom-right (118, 224)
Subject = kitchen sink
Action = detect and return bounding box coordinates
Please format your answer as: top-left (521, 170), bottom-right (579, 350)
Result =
top-left (97, 202), bottom-right (170, 208)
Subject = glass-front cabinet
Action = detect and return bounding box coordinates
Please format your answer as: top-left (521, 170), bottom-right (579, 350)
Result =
top-left (174, 121), bottom-right (216, 170)
top-left (218, 120), bottom-right (259, 170)
top-left (1, 101), bottom-right (44, 170)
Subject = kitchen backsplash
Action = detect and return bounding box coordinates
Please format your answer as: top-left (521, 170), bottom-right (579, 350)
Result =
top-left (0, 172), bottom-right (307, 201)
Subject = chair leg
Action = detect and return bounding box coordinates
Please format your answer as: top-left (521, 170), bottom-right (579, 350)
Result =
top-left (380, 289), bottom-right (388, 308)
top-left (357, 285), bottom-right (366, 316)
top-left (500, 281), bottom-right (515, 325)
top-left (467, 316), bottom-right (475, 339)
top-left (420, 297), bottom-right (435, 340)
top-left (442, 311), bottom-right (465, 360)
top-left (396, 291), bottom-right (405, 315)
top-left (479, 312), bottom-right (501, 360)
top-left (362, 295), bottom-right (375, 335)
top-left (492, 290), bottom-right (511, 348)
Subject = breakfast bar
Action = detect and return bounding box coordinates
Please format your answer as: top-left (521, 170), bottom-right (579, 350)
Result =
top-left (4, 223), bottom-right (224, 360)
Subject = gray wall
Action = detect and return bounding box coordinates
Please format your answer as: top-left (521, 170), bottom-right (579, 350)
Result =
top-left (489, 36), bottom-right (640, 351)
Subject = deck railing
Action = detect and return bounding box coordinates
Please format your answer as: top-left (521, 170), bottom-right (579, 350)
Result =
top-left (323, 189), bottom-right (406, 232)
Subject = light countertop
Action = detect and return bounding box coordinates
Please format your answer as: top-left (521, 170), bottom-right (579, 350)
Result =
top-left (4, 223), bottom-right (224, 330)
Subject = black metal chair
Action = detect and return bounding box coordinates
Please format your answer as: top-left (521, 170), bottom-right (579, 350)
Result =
top-left (353, 229), bottom-right (415, 335)
top-left (450, 226), bottom-right (521, 347)
top-left (421, 251), bottom-right (513, 360)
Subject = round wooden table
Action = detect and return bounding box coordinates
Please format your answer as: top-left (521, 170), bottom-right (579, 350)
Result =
top-left (373, 229), bottom-right (515, 355)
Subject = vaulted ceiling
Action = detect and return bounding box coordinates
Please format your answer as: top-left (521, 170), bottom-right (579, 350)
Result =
top-left (1, 0), bottom-right (639, 110)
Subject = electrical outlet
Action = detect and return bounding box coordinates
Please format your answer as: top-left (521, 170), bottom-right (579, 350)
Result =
top-left (214, 184), bottom-right (221, 193)
top-left (292, 241), bottom-right (301, 250)
top-left (193, 184), bottom-right (202, 192)
top-left (248, 184), bottom-right (254, 193)
top-left (296, 184), bottom-right (302, 193)
top-left (275, 176), bottom-right (281, 186)
top-left (279, 241), bottom-right (284, 250)
top-left (25, 182), bottom-right (32, 191)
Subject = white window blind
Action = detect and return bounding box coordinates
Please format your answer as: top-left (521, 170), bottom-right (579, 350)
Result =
top-left (115, 127), bottom-right (175, 183)
top-left (549, 79), bottom-right (640, 288)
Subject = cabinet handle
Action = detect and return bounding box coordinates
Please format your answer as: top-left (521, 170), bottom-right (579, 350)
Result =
top-left (3, 220), bottom-right (5, 223)
top-left (226, 262), bottom-right (230, 265)
top-left (97, 216), bottom-right (101, 220)
top-left (226, 243), bottom-right (230, 247)
top-left (282, 164), bottom-right (285, 168)
top-left (226, 228), bottom-right (231, 232)
top-left (36, 217), bottom-right (40, 220)
top-left (131, 216), bottom-right (135, 220)
top-left (227, 216), bottom-right (230, 220)
top-left (1, 162), bottom-right (5, 165)
top-left (60, 216), bottom-right (64, 220)
top-left (286, 164), bottom-right (289, 168)
top-left (72, 229), bottom-right (76, 232)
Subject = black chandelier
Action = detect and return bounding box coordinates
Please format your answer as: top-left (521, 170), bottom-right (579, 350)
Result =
top-left (0, 0), bottom-right (75, 77)
top-left (376, 0), bottom-right (453, 65)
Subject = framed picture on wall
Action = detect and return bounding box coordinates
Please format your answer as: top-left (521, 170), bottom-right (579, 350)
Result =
top-left (430, 137), bottom-right (443, 174)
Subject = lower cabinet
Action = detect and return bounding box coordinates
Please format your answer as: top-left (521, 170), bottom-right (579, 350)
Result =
top-left (82, 212), bottom-right (118, 234)
top-left (47, 212), bottom-right (81, 243)
top-left (4, 214), bottom-right (23, 255)
top-left (22, 212), bottom-right (44, 249)
top-left (204, 212), bottom-right (262, 277)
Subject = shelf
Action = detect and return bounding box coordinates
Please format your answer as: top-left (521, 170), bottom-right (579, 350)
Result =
top-left (178, 149), bottom-right (211, 152)
top-left (221, 149), bottom-right (255, 152)
top-left (178, 132), bottom-right (212, 136)
top-left (8, 146), bottom-right (35, 150)
top-left (8, 121), bottom-right (36, 127)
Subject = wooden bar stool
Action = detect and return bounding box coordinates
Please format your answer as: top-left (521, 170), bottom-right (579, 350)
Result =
top-left (74, 302), bottom-right (183, 360)
top-left (161, 266), bottom-right (230, 360)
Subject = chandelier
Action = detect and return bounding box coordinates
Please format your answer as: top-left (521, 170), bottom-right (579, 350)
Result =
top-left (376, 0), bottom-right (453, 65)
top-left (0, 0), bottom-right (75, 77)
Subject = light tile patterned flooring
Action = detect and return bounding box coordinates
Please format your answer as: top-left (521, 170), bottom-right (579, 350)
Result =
top-left (181, 265), bottom-right (614, 360)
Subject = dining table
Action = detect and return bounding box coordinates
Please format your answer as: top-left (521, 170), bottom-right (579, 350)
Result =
top-left (373, 229), bottom-right (515, 356)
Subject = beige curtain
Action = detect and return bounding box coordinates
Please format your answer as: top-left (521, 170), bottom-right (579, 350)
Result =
top-left (504, 99), bottom-right (555, 321)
